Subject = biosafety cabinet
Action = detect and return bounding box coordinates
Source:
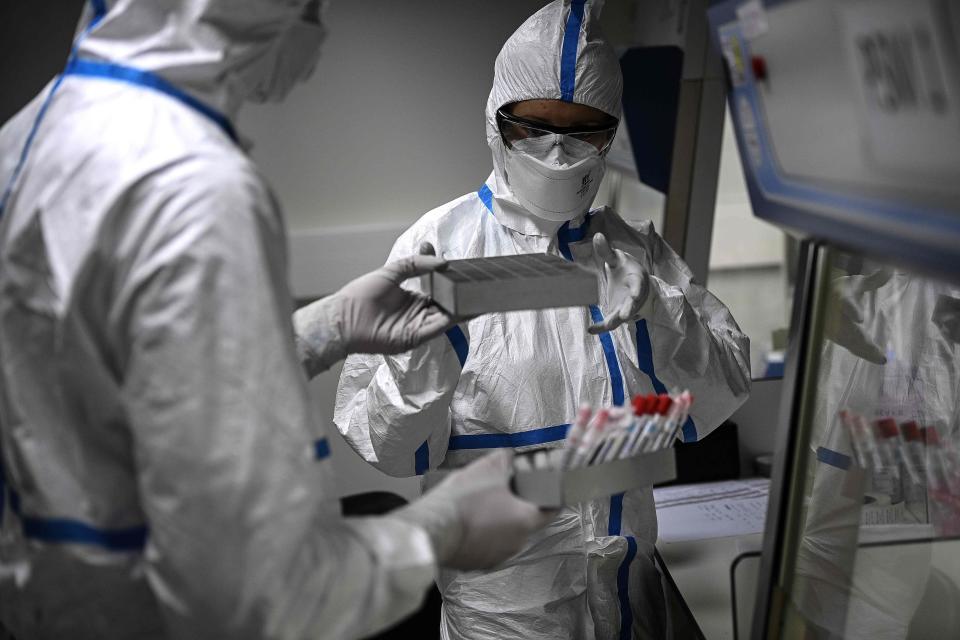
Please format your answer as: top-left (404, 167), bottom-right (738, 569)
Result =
top-left (707, 1), bottom-right (960, 638)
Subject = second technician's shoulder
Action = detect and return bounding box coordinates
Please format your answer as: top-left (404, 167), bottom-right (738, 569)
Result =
top-left (391, 189), bottom-right (493, 260)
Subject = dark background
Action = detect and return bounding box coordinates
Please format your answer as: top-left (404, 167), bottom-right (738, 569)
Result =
top-left (1, 1), bottom-right (85, 124)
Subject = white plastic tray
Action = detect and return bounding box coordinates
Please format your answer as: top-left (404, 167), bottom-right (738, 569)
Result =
top-left (511, 448), bottom-right (677, 507)
top-left (429, 253), bottom-right (599, 315)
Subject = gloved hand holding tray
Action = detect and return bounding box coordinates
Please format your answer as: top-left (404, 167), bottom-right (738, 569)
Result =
top-left (428, 253), bottom-right (599, 315)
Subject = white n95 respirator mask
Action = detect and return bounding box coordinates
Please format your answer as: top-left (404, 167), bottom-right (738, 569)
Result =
top-left (503, 134), bottom-right (605, 223)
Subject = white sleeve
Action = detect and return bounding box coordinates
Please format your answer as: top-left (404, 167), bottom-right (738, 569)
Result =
top-left (114, 166), bottom-right (436, 639)
top-left (639, 229), bottom-right (752, 439)
top-left (333, 231), bottom-right (462, 477)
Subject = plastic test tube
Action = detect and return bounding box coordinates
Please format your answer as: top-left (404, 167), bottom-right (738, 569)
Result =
top-left (568, 409), bottom-right (610, 468)
top-left (616, 395), bottom-right (657, 459)
top-left (653, 391), bottom-right (693, 451)
top-left (926, 427), bottom-right (960, 495)
top-left (629, 396), bottom-right (672, 456)
top-left (558, 404), bottom-right (593, 469)
top-left (600, 396), bottom-right (652, 463)
top-left (924, 426), bottom-right (950, 493)
top-left (645, 398), bottom-right (678, 453)
top-left (589, 407), bottom-right (627, 465)
top-left (839, 410), bottom-right (869, 468)
top-left (873, 419), bottom-right (900, 468)
top-left (854, 413), bottom-right (884, 469)
top-left (891, 420), bottom-right (923, 484)
top-left (622, 397), bottom-right (662, 457)
top-left (899, 421), bottom-right (925, 483)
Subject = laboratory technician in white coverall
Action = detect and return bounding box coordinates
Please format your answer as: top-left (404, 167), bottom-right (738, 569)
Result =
top-left (0, 1), bottom-right (550, 638)
top-left (334, 1), bottom-right (753, 638)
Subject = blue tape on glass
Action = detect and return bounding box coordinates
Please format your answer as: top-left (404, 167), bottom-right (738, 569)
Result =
top-left (448, 424), bottom-right (569, 450)
top-left (816, 446), bottom-right (852, 470)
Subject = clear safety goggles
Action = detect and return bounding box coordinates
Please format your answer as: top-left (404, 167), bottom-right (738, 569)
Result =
top-left (496, 108), bottom-right (618, 155)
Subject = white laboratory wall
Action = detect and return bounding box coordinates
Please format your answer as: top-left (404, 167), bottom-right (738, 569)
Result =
top-left (707, 108), bottom-right (791, 376)
top-left (709, 109), bottom-right (785, 270)
top-left (239, 0), bottom-right (546, 299)
top-left (239, 0), bottom-right (545, 501)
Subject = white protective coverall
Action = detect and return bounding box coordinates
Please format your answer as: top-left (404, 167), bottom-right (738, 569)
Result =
top-left (333, 1), bottom-right (753, 638)
top-left (794, 270), bottom-right (960, 639)
top-left (0, 2), bottom-right (440, 638)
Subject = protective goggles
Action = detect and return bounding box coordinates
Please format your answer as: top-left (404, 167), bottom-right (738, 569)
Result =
top-left (496, 108), bottom-right (618, 154)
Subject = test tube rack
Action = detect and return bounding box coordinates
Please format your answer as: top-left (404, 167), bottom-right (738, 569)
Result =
top-left (511, 447), bottom-right (677, 508)
top-left (428, 253), bottom-right (599, 316)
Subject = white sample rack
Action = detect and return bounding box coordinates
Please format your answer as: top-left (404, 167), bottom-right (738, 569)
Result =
top-left (511, 448), bottom-right (677, 508)
top-left (429, 253), bottom-right (599, 316)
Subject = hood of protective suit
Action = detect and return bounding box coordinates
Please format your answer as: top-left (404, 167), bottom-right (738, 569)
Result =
top-left (74, 0), bottom-right (326, 118)
top-left (485, 0), bottom-right (623, 235)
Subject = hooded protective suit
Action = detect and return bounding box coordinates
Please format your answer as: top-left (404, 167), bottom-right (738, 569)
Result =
top-left (0, 2), bottom-right (441, 638)
top-left (333, 1), bottom-right (752, 638)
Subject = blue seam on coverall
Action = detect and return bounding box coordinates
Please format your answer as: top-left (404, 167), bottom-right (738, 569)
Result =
top-left (314, 438), bottom-right (331, 460)
top-left (426, 326), bottom-right (468, 474)
top-left (1, 0), bottom-right (169, 219)
top-left (473, 184), bottom-right (635, 633)
top-left (559, 0), bottom-right (587, 102)
top-left (415, 442), bottom-right (430, 475)
top-left (445, 326), bottom-right (469, 366)
top-left (7, 487), bottom-right (147, 551)
top-left (635, 319), bottom-right (698, 442)
top-left (63, 58), bottom-right (238, 142)
top-left (448, 424), bottom-right (570, 450)
top-left (816, 447), bottom-right (851, 470)
top-left (558, 218), bottom-right (635, 637)
top-left (417, 187), bottom-right (489, 474)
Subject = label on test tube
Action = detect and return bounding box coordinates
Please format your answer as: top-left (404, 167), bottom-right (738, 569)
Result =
top-left (854, 413), bottom-right (884, 469)
top-left (631, 397), bottom-right (672, 456)
top-left (618, 396), bottom-right (656, 458)
top-left (590, 408), bottom-right (627, 465)
top-left (601, 396), bottom-right (653, 463)
top-left (655, 391), bottom-right (692, 451)
top-left (569, 410), bottom-right (610, 468)
top-left (559, 405), bottom-right (593, 469)
top-left (840, 411), bottom-right (869, 468)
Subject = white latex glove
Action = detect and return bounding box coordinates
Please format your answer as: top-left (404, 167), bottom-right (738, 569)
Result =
top-left (294, 244), bottom-right (456, 376)
top-left (824, 269), bottom-right (891, 365)
top-left (588, 232), bottom-right (650, 335)
top-left (393, 450), bottom-right (553, 570)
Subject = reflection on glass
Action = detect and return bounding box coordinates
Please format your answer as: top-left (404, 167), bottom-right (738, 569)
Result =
top-left (778, 248), bottom-right (960, 639)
